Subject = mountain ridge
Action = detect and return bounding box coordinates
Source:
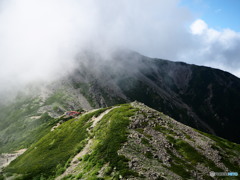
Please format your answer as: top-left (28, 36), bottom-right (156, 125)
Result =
top-left (1, 102), bottom-right (240, 179)
top-left (66, 50), bottom-right (240, 143)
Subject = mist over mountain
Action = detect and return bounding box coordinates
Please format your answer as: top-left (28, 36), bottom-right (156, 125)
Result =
top-left (0, 0), bottom-right (240, 95)
top-left (65, 50), bottom-right (240, 142)
top-left (1, 49), bottom-right (240, 151)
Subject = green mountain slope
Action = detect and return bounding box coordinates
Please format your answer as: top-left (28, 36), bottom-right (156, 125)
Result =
top-left (2, 102), bottom-right (239, 180)
top-left (0, 82), bottom-right (93, 154)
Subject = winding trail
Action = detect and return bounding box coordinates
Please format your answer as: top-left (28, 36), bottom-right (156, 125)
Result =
top-left (55, 107), bottom-right (116, 180)
top-left (0, 149), bottom-right (27, 172)
top-left (90, 108), bottom-right (115, 129)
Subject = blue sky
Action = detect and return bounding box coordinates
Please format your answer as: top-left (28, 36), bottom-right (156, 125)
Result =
top-left (180, 0), bottom-right (240, 31)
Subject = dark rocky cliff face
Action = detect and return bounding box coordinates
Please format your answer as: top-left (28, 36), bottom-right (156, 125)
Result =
top-left (68, 50), bottom-right (240, 143)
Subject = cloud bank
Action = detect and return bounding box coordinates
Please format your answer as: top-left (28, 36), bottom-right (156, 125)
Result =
top-left (0, 0), bottom-right (239, 94)
top-left (184, 19), bottom-right (240, 77)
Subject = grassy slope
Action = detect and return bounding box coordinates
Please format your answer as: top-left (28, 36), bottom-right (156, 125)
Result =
top-left (73, 104), bottom-right (138, 179)
top-left (5, 104), bottom-right (138, 180)
top-left (0, 96), bottom-right (54, 153)
top-left (0, 88), bottom-right (87, 154)
top-left (5, 108), bottom-right (108, 179)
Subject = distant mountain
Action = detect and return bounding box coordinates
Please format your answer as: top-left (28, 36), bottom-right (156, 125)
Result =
top-left (1, 49), bottom-right (240, 157)
top-left (67, 50), bottom-right (240, 143)
top-left (2, 102), bottom-right (240, 179)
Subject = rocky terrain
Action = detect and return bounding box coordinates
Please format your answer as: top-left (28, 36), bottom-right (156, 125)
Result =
top-left (121, 102), bottom-right (240, 179)
top-left (1, 102), bottom-right (239, 180)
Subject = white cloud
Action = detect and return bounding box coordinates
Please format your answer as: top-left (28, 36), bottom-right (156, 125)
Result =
top-left (190, 19), bottom-right (208, 35)
top-left (0, 0), bottom-right (99, 86)
top-left (0, 0), bottom-right (193, 90)
top-left (0, 0), bottom-right (239, 94)
top-left (179, 19), bottom-right (240, 77)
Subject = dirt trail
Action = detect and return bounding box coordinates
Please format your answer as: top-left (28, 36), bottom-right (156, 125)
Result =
top-left (55, 139), bottom-right (93, 180)
top-left (30, 116), bottom-right (41, 119)
top-left (51, 122), bottom-right (62, 131)
top-left (55, 107), bottom-right (115, 180)
top-left (90, 108), bottom-right (116, 128)
top-left (0, 149), bottom-right (27, 172)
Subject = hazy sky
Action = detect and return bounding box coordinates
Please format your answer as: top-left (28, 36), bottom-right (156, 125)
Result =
top-left (0, 0), bottom-right (239, 92)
